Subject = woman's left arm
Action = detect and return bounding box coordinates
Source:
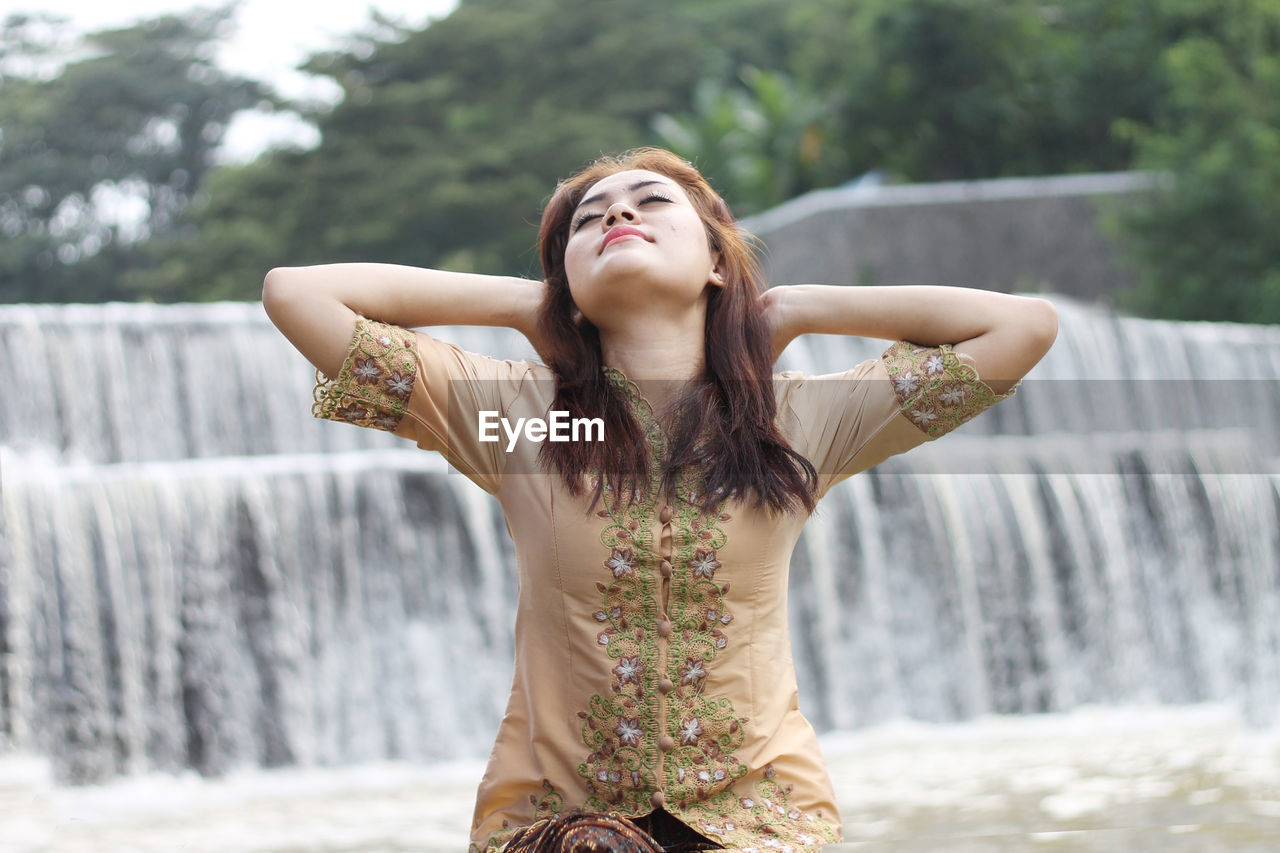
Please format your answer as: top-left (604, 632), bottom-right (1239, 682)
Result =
top-left (762, 284), bottom-right (1058, 392)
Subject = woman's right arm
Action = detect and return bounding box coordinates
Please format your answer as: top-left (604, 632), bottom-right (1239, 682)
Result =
top-left (261, 263), bottom-right (548, 377)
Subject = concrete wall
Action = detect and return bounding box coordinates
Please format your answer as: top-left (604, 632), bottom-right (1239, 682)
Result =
top-left (740, 171), bottom-right (1157, 303)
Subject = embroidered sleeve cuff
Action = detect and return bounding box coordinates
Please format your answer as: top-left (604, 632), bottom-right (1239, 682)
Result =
top-left (312, 315), bottom-right (419, 432)
top-left (881, 340), bottom-right (1020, 439)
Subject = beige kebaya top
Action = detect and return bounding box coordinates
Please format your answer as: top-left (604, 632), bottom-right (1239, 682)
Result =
top-left (312, 316), bottom-right (1020, 852)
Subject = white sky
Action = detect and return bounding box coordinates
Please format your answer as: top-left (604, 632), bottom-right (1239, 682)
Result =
top-left (2, 0), bottom-right (460, 161)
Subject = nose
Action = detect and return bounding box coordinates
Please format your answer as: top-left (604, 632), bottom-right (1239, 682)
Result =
top-left (603, 202), bottom-right (638, 228)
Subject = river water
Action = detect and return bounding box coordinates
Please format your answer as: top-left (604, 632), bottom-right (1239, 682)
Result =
top-left (3, 704), bottom-right (1277, 852)
top-left (4, 298), bottom-right (1280, 850)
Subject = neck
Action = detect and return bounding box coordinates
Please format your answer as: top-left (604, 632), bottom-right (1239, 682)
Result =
top-left (599, 310), bottom-right (706, 413)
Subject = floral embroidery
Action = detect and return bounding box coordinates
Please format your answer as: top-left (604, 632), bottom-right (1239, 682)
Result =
top-left (616, 718), bottom-right (644, 746)
top-left (352, 357), bottom-right (382, 384)
top-left (576, 372), bottom-right (664, 813)
top-left (690, 549), bottom-right (720, 579)
top-left (313, 316), bottom-right (418, 432)
top-left (655, 461), bottom-right (750, 808)
top-left (892, 372), bottom-right (919, 396)
top-left (530, 779), bottom-right (564, 816)
top-left (939, 381), bottom-right (967, 406)
top-left (613, 656), bottom-right (643, 684)
top-left (576, 366), bottom-right (753, 816)
top-left (473, 780), bottom-right (565, 853)
top-left (679, 717), bottom-right (703, 744)
top-left (680, 657), bottom-right (707, 688)
top-left (686, 765), bottom-right (840, 851)
top-left (605, 546), bottom-right (636, 578)
top-left (881, 340), bottom-right (1020, 439)
top-left (908, 406), bottom-right (938, 428)
top-left (336, 403), bottom-right (368, 422)
top-left (386, 371), bottom-right (414, 399)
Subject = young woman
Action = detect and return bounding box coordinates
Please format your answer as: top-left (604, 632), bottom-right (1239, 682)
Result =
top-left (263, 148), bottom-right (1057, 852)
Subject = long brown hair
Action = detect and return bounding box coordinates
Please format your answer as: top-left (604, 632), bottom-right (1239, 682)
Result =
top-left (535, 148), bottom-right (817, 516)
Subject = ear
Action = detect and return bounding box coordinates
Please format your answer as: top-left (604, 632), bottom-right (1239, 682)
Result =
top-left (709, 251), bottom-right (727, 288)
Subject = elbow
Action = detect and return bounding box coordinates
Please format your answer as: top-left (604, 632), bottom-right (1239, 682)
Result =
top-left (262, 266), bottom-right (290, 301)
top-left (1013, 298), bottom-right (1054, 376)
top-left (1031, 297), bottom-right (1059, 353)
top-left (261, 267), bottom-right (300, 317)
top-left (1013, 295), bottom-right (1058, 357)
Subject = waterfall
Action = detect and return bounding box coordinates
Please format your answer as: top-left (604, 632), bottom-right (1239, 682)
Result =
top-left (2, 296), bottom-right (1278, 785)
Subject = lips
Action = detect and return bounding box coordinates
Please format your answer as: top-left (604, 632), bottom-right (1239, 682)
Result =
top-left (601, 225), bottom-right (648, 251)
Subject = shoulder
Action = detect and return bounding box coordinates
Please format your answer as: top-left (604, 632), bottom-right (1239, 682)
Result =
top-left (772, 358), bottom-right (883, 407)
top-left (404, 324), bottom-right (548, 381)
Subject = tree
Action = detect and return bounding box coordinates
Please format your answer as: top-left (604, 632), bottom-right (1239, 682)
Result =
top-left (1105, 2), bottom-right (1280, 322)
top-left (0, 6), bottom-right (271, 302)
top-left (135, 0), bottom-right (813, 300)
top-left (788, 0), bottom-right (1066, 182)
top-left (653, 67), bottom-right (835, 216)
top-left (18, 0), bottom-right (1280, 320)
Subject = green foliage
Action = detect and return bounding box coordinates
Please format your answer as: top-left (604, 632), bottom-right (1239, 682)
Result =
top-left (787, 0), bottom-right (1061, 181)
top-left (1105, 2), bottom-right (1280, 322)
top-left (123, 153), bottom-right (306, 301)
top-left (0, 6), bottom-right (271, 302)
top-left (653, 67), bottom-right (835, 216)
top-left (145, 0), bottom-right (799, 298)
top-left (5, 0), bottom-right (1280, 323)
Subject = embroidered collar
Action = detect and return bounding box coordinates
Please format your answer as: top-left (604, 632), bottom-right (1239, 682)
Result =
top-left (602, 365), bottom-right (657, 419)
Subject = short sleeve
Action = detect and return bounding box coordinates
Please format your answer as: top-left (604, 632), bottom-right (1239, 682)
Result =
top-left (880, 340), bottom-right (1020, 439)
top-left (780, 339), bottom-right (1020, 499)
top-left (312, 315), bottom-right (530, 494)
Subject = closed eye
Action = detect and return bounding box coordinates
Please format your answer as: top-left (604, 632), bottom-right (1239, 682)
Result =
top-left (572, 211), bottom-right (601, 232)
top-left (571, 193), bottom-right (676, 232)
top-left (638, 192), bottom-right (674, 207)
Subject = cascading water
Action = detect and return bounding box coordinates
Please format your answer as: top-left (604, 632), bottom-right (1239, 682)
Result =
top-left (2, 296), bottom-right (1278, 786)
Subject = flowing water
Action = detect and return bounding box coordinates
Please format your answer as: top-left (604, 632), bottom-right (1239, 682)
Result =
top-left (2, 295), bottom-right (1279, 849)
top-left (2, 706), bottom-right (1277, 851)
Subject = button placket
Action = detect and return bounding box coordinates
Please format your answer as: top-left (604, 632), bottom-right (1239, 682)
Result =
top-left (599, 368), bottom-right (695, 812)
top-left (654, 501), bottom-right (677, 804)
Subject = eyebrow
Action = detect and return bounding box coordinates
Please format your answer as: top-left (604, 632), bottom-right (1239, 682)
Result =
top-left (575, 179), bottom-right (672, 212)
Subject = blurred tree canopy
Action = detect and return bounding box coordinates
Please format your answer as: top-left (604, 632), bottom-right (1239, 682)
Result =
top-left (1104, 1), bottom-right (1280, 321)
top-left (128, 0), bottom-right (798, 300)
top-left (2, 0), bottom-right (1278, 322)
top-left (0, 6), bottom-right (270, 301)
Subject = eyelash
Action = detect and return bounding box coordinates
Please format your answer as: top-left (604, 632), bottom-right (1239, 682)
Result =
top-left (572, 193), bottom-right (674, 232)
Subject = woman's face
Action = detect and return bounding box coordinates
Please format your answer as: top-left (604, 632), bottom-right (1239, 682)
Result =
top-left (562, 168), bottom-right (724, 331)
